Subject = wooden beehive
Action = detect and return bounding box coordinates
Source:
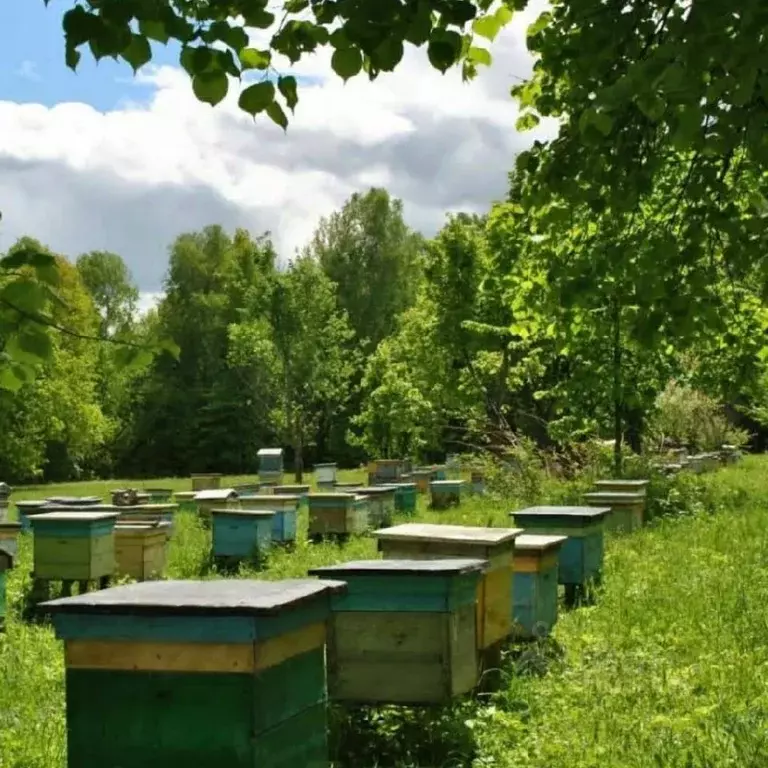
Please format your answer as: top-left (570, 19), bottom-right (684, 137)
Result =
top-left (512, 534), bottom-right (567, 639)
top-left (114, 523), bottom-right (172, 581)
top-left (593, 478), bottom-right (649, 496)
top-left (314, 463), bottom-right (337, 487)
top-left (307, 493), bottom-right (369, 540)
top-left (0, 549), bottom-right (13, 632)
top-left (30, 512), bottom-right (119, 582)
top-left (411, 469), bottom-right (433, 494)
top-left (211, 508), bottom-right (274, 564)
top-left (15, 500), bottom-right (51, 531)
top-left (511, 506), bottom-right (610, 606)
top-left (0, 521), bottom-right (21, 561)
top-left (117, 504), bottom-right (178, 531)
top-left (309, 559), bottom-right (485, 704)
top-left (583, 491), bottom-right (645, 533)
top-left (42, 579), bottom-right (346, 768)
top-left (333, 482), bottom-right (359, 491)
top-left (194, 489), bottom-right (239, 524)
top-left (353, 486), bottom-right (396, 528)
top-left (373, 523), bottom-right (521, 649)
top-left (190, 474), bottom-right (222, 492)
top-left (238, 495), bottom-right (299, 545)
top-left (257, 448), bottom-right (284, 486)
top-left (273, 485), bottom-right (310, 505)
top-left (392, 482), bottom-right (417, 514)
top-left (172, 491), bottom-right (198, 513)
top-left (470, 470), bottom-right (485, 495)
top-left (144, 488), bottom-right (174, 504)
top-left (0, 522), bottom-right (20, 632)
top-left (430, 479), bottom-right (465, 510)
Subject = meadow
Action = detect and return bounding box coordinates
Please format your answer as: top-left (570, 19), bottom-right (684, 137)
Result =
top-left (2, 458), bottom-right (768, 767)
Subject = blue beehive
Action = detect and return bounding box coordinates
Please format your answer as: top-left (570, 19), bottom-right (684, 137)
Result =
top-left (238, 495), bottom-right (298, 546)
top-left (211, 508), bottom-right (274, 565)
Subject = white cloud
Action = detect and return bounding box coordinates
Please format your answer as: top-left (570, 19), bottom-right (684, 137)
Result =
top-left (0, 2), bottom-right (556, 291)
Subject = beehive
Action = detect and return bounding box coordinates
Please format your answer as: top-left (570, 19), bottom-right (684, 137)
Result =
top-left (144, 488), bottom-right (174, 504)
top-left (117, 504), bottom-right (178, 531)
top-left (42, 579), bottom-right (345, 768)
top-left (194, 489), bottom-right (239, 524)
top-left (173, 491), bottom-right (198, 513)
top-left (0, 521), bottom-right (21, 561)
top-left (307, 493), bottom-right (369, 541)
top-left (430, 479), bottom-right (465, 509)
top-left (366, 459), bottom-right (406, 486)
top-left (273, 485), bottom-right (310, 504)
top-left (592, 478), bottom-right (650, 496)
top-left (333, 482), bottom-right (359, 491)
top-left (446, 454), bottom-right (462, 479)
top-left (238, 495), bottom-right (299, 545)
top-left (512, 534), bottom-right (566, 639)
top-left (0, 522), bottom-right (20, 632)
top-left (190, 474), bottom-right (222, 492)
top-left (511, 506), bottom-right (610, 606)
top-left (114, 523), bottom-right (172, 581)
top-left (583, 491), bottom-right (645, 533)
top-left (314, 463), bottom-right (337, 488)
top-left (353, 486), bottom-right (396, 528)
top-left (211, 509), bottom-right (274, 564)
top-left (470, 470), bottom-right (485, 495)
top-left (16, 500), bottom-right (51, 531)
top-left (309, 559), bottom-right (484, 704)
top-left (0, 549), bottom-right (13, 632)
top-left (411, 469), bottom-right (433, 494)
top-left (257, 448), bottom-right (284, 486)
top-left (233, 483), bottom-right (262, 495)
top-left (111, 489), bottom-right (151, 507)
top-left (46, 496), bottom-right (102, 507)
top-left (30, 511), bottom-right (119, 583)
top-left (391, 482), bottom-right (417, 515)
top-left (374, 523), bottom-right (521, 649)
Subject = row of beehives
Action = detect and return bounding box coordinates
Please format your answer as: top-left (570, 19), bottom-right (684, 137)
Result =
top-left (651, 444), bottom-right (742, 475)
top-left (20, 476), bottom-right (660, 768)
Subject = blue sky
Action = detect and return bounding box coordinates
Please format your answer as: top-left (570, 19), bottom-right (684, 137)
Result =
top-left (0, 0), bottom-right (179, 110)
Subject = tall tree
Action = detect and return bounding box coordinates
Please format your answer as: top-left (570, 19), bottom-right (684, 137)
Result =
top-left (309, 188), bottom-right (424, 351)
top-left (229, 256), bottom-right (356, 481)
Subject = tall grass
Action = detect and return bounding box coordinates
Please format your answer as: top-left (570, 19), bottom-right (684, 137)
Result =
top-left (1, 459), bottom-right (767, 766)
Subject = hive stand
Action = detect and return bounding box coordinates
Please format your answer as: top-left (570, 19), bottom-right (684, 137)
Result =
top-left (307, 493), bottom-right (369, 543)
top-left (42, 579), bottom-right (346, 768)
top-left (391, 482), bottom-right (417, 515)
top-left (512, 534), bottom-right (567, 639)
top-left (430, 480), bottom-right (466, 510)
top-left (309, 559), bottom-right (485, 705)
top-left (257, 448), bottom-right (285, 487)
top-left (352, 486), bottom-right (396, 528)
top-left (114, 522), bottom-right (172, 581)
top-left (211, 509), bottom-right (274, 569)
top-left (29, 511), bottom-right (120, 604)
top-left (583, 491), bottom-right (645, 534)
top-left (238, 495), bottom-right (299, 546)
top-left (15, 500), bottom-right (51, 531)
top-left (373, 523), bottom-right (522, 665)
top-left (593, 479), bottom-right (650, 496)
top-left (194, 489), bottom-right (239, 526)
top-left (314, 463), bottom-right (337, 490)
top-left (511, 506), bottom-right (610, 608)
top-left (173, 491), bottom-right (198, 514)
top-left (190, 474), bottom-right (222, 492)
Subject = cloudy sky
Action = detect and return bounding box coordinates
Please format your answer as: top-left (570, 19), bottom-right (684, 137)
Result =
top-left (0, 0), bottom-right (553, 308)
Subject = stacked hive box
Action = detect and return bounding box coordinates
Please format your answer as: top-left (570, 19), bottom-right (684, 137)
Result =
top-left (373, 523), bottom-right (522, 656)
top-left (238, 495), bottom-right (299, 546)
top-left (117, 504), bottom-right (178, 531)
top-left (511, 506), bottom-right (610, 607)
top-left (309, 559), bottom-right (485, 704)
top-left (314, 463), bottom-right (337, 490)
top-left (430, 480), bottom-right (465, 509)
top-left (307, 493), bottom-right (369, 542)
top-left (583, 491), bottom-right (645, 533)
top-left (367, 459), bottom-right (406, 486)
top-left (191, 474), bottom-right (222, 492)
top-left (593, 479), bottom-right (649, 496)
top-left (16, 500), bottom-right (51, 531)
top-left (194, 489), bottom-right (239, 525)
top-left (211, 509), bottom-right (274, 567)
top-left (42, 579), bottom-right (345, 768)
top-left (391, 482), bottom-right (417, 514)
top-left (258, 448), bottom-right (284, 486)
top-left (273, 485), bottom-right (310, 503)
top-left (145, 488), bottom-right (173, 503)
top-left (512, 534), bottom-right (566, 638)
top-left (114, 522), bottom-right (172, 581)
top-left (412, 468), bottom-right (433, 494)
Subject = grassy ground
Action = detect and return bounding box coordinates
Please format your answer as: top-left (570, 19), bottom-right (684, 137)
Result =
top-left (1, 459), bottom-right (768, 766)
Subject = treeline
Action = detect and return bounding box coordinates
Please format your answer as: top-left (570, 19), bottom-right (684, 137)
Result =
top-left (2, 181), bottom-right (766, 484)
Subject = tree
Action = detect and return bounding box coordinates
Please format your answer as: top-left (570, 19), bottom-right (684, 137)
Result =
top-left (52, 0), bottom-right (520, 125)
top-left (229, 256), bottom-right (356, 481)
top-left (309, 188), bottom-right (424, 352)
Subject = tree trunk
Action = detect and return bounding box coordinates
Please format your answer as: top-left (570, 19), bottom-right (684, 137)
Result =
top-left (612, 297), bottom-right (623, 476)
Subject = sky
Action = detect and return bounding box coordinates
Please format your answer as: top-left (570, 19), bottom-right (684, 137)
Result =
top-left (0, 0), bottom-right (555, 308)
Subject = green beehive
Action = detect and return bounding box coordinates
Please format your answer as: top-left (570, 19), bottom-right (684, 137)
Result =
top-left (430, 480), bottom-right (465, 510)
top-left (307, 493), bottom-right (369, 542)
top-left (583, 491), bottom-right (645, 534)
top-left (391, 482), bottom-right (417, 514)
top-left (309, 559), bottom-right (485, 704)
top-left (144, 488), bottom-right (174, 504)
top-left (352, 486), bottom-right (396, 528)
top-left (173, 491), bottom-right (198, 514)
top-left (43, 579), bottom-right (346, 768)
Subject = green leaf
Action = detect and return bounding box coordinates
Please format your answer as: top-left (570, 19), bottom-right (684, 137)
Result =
top-left (427, 30), bottom-right (462, 73)
top-left (158, 338), bottom-right (181, 360)
top-left (285, 0), bottom-right (309, 11)
top-left (636, 93), bottom-right (666, 121)
top-left (192, 71), bottom-right (229, 106)
top-left (62, 6), bottom-right (95, 46)
top-left (238, 81), bottom-right (276, 116)
top-left (240, 48), bottom-right (271, 70)
top-left (1, 247), bottom-right (56, 272)
top-left (139, 19), bottom-right (169, 45)
top-left (243, 9), bottom-right (276, 28)
top-left (467, 46), bottom-right (492, 67)
top-left (331, 47), bottom-right (363, 81)
top-left (14, 327), bottom-right (53, 363)
top-left (278, 75), bottom-right (299, 112)
top-left (267, 100), bottom-right (289, 130)
top-left (65, 45), bottom-right (81, 71)
top-left (516, 111), bottom-right (540, 131)
top-left (0, 279), bottom-right (48, 314)
top-left (0, 364), bottom-right (28, 393)
top-left (373, 38), bottom-right (404, 72)
top-left (121, 34), bottom-right (152, 72)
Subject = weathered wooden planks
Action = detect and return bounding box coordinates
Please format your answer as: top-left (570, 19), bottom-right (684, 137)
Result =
top-left (309, 559), bottom-right (484, 704)
top-left (351, 486), bottom-right (397, 528)
top-left (307, 493), bottom-right (369, 541)
top-left (43, 579), bottom-right (345, 768)
top-left (114, 523), bottom-right (171, 581)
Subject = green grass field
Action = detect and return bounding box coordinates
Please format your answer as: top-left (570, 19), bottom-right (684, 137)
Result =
top-left (2, 459), bottom-right (768, 767)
